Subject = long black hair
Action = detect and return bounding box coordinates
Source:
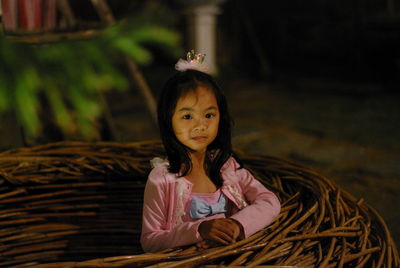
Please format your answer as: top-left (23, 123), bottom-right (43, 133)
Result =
top-left (157, 69), bottom-right (233, 187)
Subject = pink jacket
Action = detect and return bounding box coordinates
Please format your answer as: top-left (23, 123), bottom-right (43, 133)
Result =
top-left (140, 157), bottom-right (281, 253)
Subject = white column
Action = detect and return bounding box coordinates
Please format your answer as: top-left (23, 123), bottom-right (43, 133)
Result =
top-left (185, 4), bottom-right (221, 75)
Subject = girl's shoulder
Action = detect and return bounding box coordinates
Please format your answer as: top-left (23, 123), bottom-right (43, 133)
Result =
top-left (148, 157), bottom-right (174, 184)
top-left (221, 156), bottom-right (242, 172)
top-left (150, 157), bottom-right (170, 169)
top-left (221, 156), bottom-right (250, 185)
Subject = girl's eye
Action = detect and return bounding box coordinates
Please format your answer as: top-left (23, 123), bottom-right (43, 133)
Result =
top-left (205, 113), bottom-right (215, 119)
top-left (182, 114), bottom-right (192, 119)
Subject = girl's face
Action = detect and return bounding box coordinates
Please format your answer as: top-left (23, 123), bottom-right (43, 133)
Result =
top-left (172, 86), bottom-right (220, 154)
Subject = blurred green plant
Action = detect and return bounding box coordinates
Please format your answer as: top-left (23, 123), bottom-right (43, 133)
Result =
top-left (0, 9), bottom-right (181, 140)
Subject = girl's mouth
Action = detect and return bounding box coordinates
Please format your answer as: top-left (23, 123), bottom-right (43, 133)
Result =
top-left (192, 136), bottom-right (207, 142)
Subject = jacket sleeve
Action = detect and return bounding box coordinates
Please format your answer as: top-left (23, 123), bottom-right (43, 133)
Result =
top-left (140, 167), bottom-right (204, 252)
top-left (228, 159), bottom-right (281, 238)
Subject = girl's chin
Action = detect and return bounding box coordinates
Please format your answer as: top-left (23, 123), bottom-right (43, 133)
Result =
top-left (188, 146), bottom-right (208, 154)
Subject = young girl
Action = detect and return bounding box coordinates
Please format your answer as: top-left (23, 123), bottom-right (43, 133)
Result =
top-left (140, 52), bottom-right (281, 253)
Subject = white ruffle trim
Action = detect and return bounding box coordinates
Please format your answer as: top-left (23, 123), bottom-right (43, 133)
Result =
top-left (175, 58), bottom-right (209, 73)
top-left (150, 157), bottom-right (169, 168)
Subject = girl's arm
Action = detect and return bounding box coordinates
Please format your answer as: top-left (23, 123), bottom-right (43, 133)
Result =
top-left (140, 168), bottom-right (205, 252)
top-left (228, 160), bottom-right (281, 238)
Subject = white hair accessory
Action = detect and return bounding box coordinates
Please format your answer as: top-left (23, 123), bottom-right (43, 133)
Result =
top-left (175, 50), bottom-right (208, 73)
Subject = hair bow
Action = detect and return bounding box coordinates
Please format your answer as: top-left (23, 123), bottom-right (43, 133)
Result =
top-left (175, 50), bottom-right (209, 73)
top-left (189, 194), bottom-right (227, 219)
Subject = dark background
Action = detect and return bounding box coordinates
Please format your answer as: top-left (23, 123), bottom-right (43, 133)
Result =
top-left (1, 0), bottom-right (399, 248)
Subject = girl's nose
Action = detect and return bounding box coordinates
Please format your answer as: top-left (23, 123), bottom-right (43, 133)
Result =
top-left (194, 118), bottom-right (207, 132)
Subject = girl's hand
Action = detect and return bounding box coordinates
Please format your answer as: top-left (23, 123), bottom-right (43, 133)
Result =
top-left (196, 240), bottom-right (214, 249)
top-left (198, 218), bottom-right (243, 245)
top-left (228, 218), bottom-right (244, 241)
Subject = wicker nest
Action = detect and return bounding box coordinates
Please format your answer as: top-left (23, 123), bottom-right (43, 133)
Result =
top-left (0, 141), bottom-right (398, 268)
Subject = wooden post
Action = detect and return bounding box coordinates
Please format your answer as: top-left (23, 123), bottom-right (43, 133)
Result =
top-left (18, 0), bottom-right (43, 31)
top-left (1, 0), bottom-right (19, 31)
top-left (125, 58), bottom-right (157, 122)
top-left (90, 0), bottom-right (115, 24)
top-left (56, 0), bottom-right (76, 28)
top-left (184, 4), bottom-right (221, 75)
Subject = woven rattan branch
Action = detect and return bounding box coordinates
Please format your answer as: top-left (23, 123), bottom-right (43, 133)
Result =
top-left (0, 141), bottom-right (398, 267)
